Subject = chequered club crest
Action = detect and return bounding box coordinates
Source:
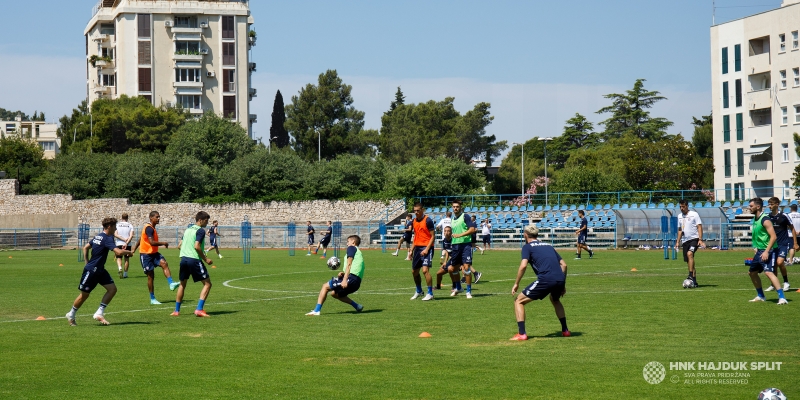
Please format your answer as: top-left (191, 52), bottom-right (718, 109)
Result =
top-left (643, 361), bottom-right (666, 384)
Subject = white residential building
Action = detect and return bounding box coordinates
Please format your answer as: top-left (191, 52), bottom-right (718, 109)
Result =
top-left (0, 116), bottom-right (61, 159)
top-left (711, 0), bottom-right (800, 200)
top-left (84, 0), bottom-right (257, 137)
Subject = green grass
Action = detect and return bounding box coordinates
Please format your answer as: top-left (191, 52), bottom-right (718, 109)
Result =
top-left (0, 248), bottom-right (797, 399)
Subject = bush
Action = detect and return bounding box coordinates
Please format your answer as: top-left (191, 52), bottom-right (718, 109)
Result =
top-left (385, 157), bottom-right (486, 198)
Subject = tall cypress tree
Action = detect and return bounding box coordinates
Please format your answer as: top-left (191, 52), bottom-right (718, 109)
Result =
top-left (389, 86), bottom-right (405, 112)
top-left (270, 90), bottom-right (289, 148)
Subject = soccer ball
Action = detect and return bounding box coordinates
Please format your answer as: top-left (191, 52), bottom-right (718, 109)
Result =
top-left (682, 279), bottom-right (695, 289)
top-left (326, 256), bottom-right (340, 270)
top-left (758, 388), bottom-right (786, 400)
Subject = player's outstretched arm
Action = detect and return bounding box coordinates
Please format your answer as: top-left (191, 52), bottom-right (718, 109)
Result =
top-left (130, 240), bottom-right (140, 254)
top-left (112, 247), bottom-right (133, 257)
top-left (82, 242), bottom-right (91, 264)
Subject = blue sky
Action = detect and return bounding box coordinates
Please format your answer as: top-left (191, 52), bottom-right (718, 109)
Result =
top-left (0, 0), bottom-right (782, 161)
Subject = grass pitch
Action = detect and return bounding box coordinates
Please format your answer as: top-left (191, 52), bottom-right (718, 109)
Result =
top-left (0, 248), bottom-right (797, 399)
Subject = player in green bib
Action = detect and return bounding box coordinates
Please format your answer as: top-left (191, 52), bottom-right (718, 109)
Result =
top-left (746, 197), bottom-right (787, 304)
top-left (306, 235), bottom-right (365, 315)
top-left (172, 211), bottom-right (215, 317)
top-left (450, 200), bottom-right (477, 298)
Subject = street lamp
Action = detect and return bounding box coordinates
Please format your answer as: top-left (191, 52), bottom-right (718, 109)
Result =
top-left (73, 122), bottom-right (84, 144)
top-left (538, 137), bottom-right (553, 205)
top-left (512, 142), bottom-right (524, 201)
top-left (317, 127), bottom-right (321, 162)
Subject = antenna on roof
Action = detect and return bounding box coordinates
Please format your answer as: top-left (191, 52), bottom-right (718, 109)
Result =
top-left (713, 0), bottom-right (716, 25)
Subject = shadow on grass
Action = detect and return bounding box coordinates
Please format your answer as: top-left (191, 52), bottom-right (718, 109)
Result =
top-left (469, 293), bottom-right (493, 298)
top-left (112, 321), bottom-right (157, 326)
top-left (695, 284), bottom-right (718, 288)
top-left (337, 309), bottom-right (384, 314)
top-left (206, 310), bottom-right (238, 316)
top-left (541, 331), bottom-right (584, 338)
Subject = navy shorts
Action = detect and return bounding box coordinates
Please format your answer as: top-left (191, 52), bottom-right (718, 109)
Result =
top-left (78, 267), bottom-right (114, 293)
top-left (308, 236), bottom-right (314, 245)
top-left (329, 275), bottom-right (361, 297)
top-left (402, 234), bottom-right (412, 244)
top-left (577, 234), bottom-right (587, 245)
top-left (776, 244), bottom-right (791, 260)
top-left (210, 236), bottom-right (219, 247)
top-left (440, 257), bottom-right (455, 271)
top-left (320, 237), bottom-right (331, 247)
top-left (750, 249), bottom-right (777, 273)
top-left (482, 234), bottom-right (491, 244)
top-left (412, 247), bottom-right (434, 270)
top-left (179, 257), bottom-right (209, 283)
top-left (140, 252), bottom-right (166, 273)
top-left (450, 243), bottom-right (473, 266)
top-left (522, 280), bottom-right (565, 301)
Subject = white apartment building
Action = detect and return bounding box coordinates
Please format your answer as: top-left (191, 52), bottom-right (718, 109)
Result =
top-left (712, 0), bottom-right (800, 201)
top-left (0, 116), bottom-right (61, 159)
top-left (84, 0), bottom-right (257, 137)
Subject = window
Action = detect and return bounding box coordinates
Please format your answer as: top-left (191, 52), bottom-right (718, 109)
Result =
top-left (734, 183), bottom-right (744, 200)
top-left (781, 70), bottom-right (787, 89)
top-left (138, 41), bottom-right (151, 65)
top-left (100, 47), bottom-right (114, 60)
top-left (40, 142), bottom-right (55, 151)
top-left (100, 23), bottom-right (115, 36)
top-left (734, 44), bottom-right (741, 72)
top-left (223, 43), bottom-right (235, 65)
top-left (140, 94), bottom-right (152, 104)
top-left (795, 105), bottom-right (800, 123)
top-left (737, 148), bottom-right (744, 177)
top-left (223, 96), bottom-right (236, 118)
top-left (795, 68), bottom-right (800, 87)
top-left (736, 113), bottom-right (743, 141)
top-left (138, 68), bottom-right (151, 92)
top-left (785, 181), bottom-right (792, 198)
top-left (5, 124), bottom-right (15, 132)
top-left (174, 16), bottom-right (197, 28)
top-left (751, 108), bottom-right (771, 126)
top-left (177, 95), bottom-right (201, 110)
top-left (722, 81), bottom-right (729, 109)
top-left (725, 183), bottom-right (732, 201)
top-left (138, 14), bottom-right (151, 38)
top-left (723, 115), bottom-right (730, 142)
top-left (794, 31), bottom-right (799, 49)
top-left (223, 69), bottom-right (236, 92)
top-left (724, 149), bottom-right (731, 177)
top-left (175, 41), bottom-right (200, 55)
top-left (99, 73), bottom-right (115, 87)
top-left (782, 107), bottom-right (788, 125)
top-left (735, 79), bottom-right (742, 107)
top-left (175, 68), bottom-right (201, 82)
top-left (222, 16), bottom-right (235, 39)
top-left (780, 34), bottom-right (786, 52)
top-left (722, 47), bottom-right (728, 74)
top-left (783, 143), bottom-right (790, 162)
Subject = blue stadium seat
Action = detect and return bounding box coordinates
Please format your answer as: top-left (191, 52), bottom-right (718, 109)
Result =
top-left (792, 200), bottom-right (799, 206)
top-left (535, 205), bottom-right (543, 212)
top-left (486, 206), bottom-right (494, 212)
top-left (657, 203), bottom-right (666, 209)
top-left (694, 202), bottom-right (703, 208)
top-left (785, 207), bottom-right (791, 213)
top-left (479, 206), bottom-right (486, 212)
top-left (723, 201), bottom-right (731, 208)
top-left (503, 206), bottom-right (511, 212)
top-left (627, 204), bottom-right (635, 209)
top-left (781, 199), bottom-right (789, 207)
top-left (604, 204), bottom-right (612, 210)
top-left (648, 203), bottom-right (656, 209)
top-left (569, 205), bottom-right (577, 211)
top-left (667, 203), bottom-right (675, 208)
top-left (734, 208), bottom-right (743, 215)
top-left (704, 202), bottom-right (712, 208)
top-left (543, 205), bottom-right (551, 211)
top-left (732, 201), bottom-right (741, 207)
top-left (714, 201), bottom-right (721, 207)
top-left (511, 206), bottom-right (519, 212)
top-left (614, 204), bottom-right (622, 210)
top-left (433, 207), bottom-right (440, 213)
top-left (425, 208), bottom-right (432, 213)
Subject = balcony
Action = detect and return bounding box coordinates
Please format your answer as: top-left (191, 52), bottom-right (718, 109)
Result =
top-left (173, 52), bottom-right (204, 61)
top-left (188, 108), bottom-right (204, 115)
top-left (172, 27), bottom-right (203, 35)
top-left (248, 88), bottom-right (257, 99)
top-left (93, 85), bottom-right (111, 94)
top-left (249, 114), bottom-right (257, 123)
top-left (748, 53), bottom-right (770, 74)
top-left (747, 124), bottom-right (772, 144)
top-left (748, 159), bottom-right (773, 181)
top-left (747, 89), bottom-right (772, 110)
top-left (173, 81), bottom-right (203, 88)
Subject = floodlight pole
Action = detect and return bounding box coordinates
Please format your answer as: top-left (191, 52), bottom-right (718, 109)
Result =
top-left (539, 137), bottom-right (553, 205)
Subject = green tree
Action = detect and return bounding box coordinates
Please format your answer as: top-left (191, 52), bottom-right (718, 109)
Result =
top-left (378, 98), bottom-right (506, 165)
top-left (596, 79), bottom-right (673, 141)
top-left (306, 154), bottom-right (390, 199)
top-left (29, 153), bottom-right (115, 199)
top-left (387, 86), bottom-right (405, 114)
top-left (385, 157), bottom-right (486, 198)
top-left (691, 113), bottom-right (713, 159)
top-left (57, 100), bottom-right (92, 155)
top-left (0, 108), bottom-right (30, 121)
top-left (493, 138), bottom-right (545, 194)
top-left (624, 135), bottom-right (711, 191)
top-left (210, 148), bottom-right (311, 203)
top-left (284, 70), bottom-right (375, 161)
top-left (90, 95), bottom-right (187, 153)
top-left (269, 90), bottom-right (289, 148)
top-left (550, 167), bottom-right (631, 199)
top-left (166, 112), bottom-right (256, 172)
top-left (548, 113), bottom-right (598, 169)
top-left (0, 136), bottom-right (46, 192)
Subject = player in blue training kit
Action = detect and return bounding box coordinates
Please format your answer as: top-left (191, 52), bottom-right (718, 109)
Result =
top-left (306, 221), bottom-right (315, 256)
top-left (392, 214), bottom-right (414, 260)
top-left (511, 225), bottom-right (571, 340)
top-left (66, 217), bottom-right (133, 326)
top-left (766, 197), bottom-right (795, 292)
top-left (435, 226), bottom-right (462, 295)
top-left (205, 220), bottom-right (223, 259)
top-left (574, 210), bottom-right (593, 259)
top-left (306, 235), bottom-right (365, 315)
top-left (315, 220), bottom-right (333, 258)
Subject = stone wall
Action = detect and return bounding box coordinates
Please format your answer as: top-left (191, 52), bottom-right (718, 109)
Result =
top-left (0, 180), bottom-right (403, 228)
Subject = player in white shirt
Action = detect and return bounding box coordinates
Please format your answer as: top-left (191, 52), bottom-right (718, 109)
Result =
top-left (786, 204), bottom-right (800, 265)
top-left (479, 220), bottom-right (492, 254)
top-left (675, 199), bottom-right (704, 288)
top-left (436, 211), bottom-right (452, 259)
top-left (114, 213), bottom-right (135, 279)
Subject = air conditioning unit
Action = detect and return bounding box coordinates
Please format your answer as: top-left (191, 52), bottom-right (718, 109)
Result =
top-left (248, 62), bottom-right (256, 71)
top-left (248, 88), bottom-right (257, 98)
top-left (207, 71), bottom-right (216, 78)
top-left (165, 101), bottom-right (174, 108)
top-left (165, 20), bottom-right (174, 27)
top-left (200, 48), bottom-right (209, 55)
top-left (200, 21), bottom-right (209, 28)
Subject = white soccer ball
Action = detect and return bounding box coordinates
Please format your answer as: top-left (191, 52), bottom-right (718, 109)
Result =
top-left (326, 256), bottom-right (340, 270)
top-left (758, 388), bottom-right (786, 400)
top-left (682, 279), bottom-right (694, 289)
